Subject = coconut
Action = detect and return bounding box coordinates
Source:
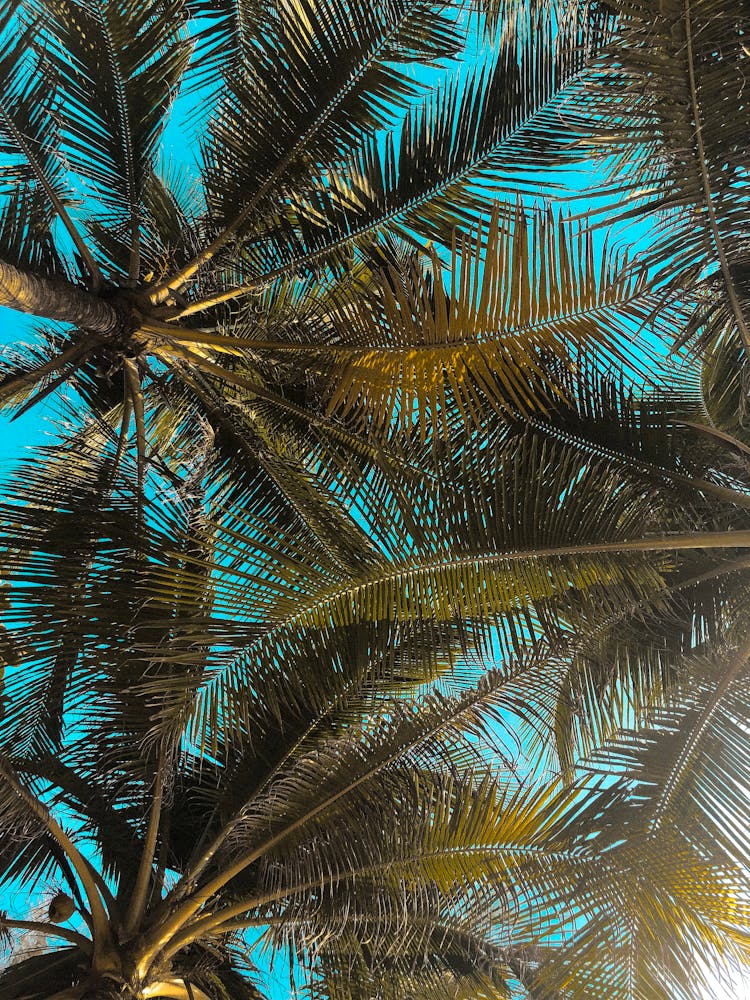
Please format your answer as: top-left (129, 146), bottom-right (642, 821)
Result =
top-left (48, 892), bottom-right (75, 923)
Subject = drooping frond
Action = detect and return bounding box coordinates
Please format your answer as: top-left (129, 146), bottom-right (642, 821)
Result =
top-left (317, 205), bottom-right (671, 438)
top-left (142, 414), bottom-right (750, 755)
top-left (29, 0), bottom-right (191, 283)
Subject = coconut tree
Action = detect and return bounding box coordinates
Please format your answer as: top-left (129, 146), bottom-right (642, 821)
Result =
top-left (1, 366), bottom-right (750, 998)
top-left (2, 1), bottom-right (750, 997)
top-left (0, 0), bottom-right (624, 494)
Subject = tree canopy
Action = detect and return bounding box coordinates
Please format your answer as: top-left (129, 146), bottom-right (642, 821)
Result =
top-left (0, 1), bottom-right (749, 998)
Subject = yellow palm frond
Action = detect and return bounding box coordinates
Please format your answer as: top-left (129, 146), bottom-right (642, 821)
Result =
top-left (322, 204), bottom-right (666, 438)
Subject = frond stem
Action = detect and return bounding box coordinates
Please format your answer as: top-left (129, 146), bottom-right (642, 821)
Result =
top-left (111, 375), bottom-right (134, 480)
top-left (123, 358), bottom-right (146, 495)
top-left (124, 742), bottom-right (167, 936)
top-left (141, 980), bottom-right (212, 1000)
top-left (92, 3), bottom-right (140, 286)
top-left (528, 415), bottom-right (750, 511)
top-left (677, 420), bottom-right (750, 459)
top-left (1, 918), bottom-right (92, 953)
top-left (684, 0), bottom-right (750, 357)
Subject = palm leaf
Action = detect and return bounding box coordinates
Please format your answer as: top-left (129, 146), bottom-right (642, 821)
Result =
top-left (581, 1), bottom-right (750, 360)
top-left (167, 5), bottom-right (606, 314)
top-left (0, 5), bottom-right (94, 280)
top-left (31, 0), bottom-right (191, 283)
top-left (197, 0), bottom-right (463, 229)
top-left (317, 205), bottom-right (670, 437)
top-left (529, 654), bottom-right (750, 999)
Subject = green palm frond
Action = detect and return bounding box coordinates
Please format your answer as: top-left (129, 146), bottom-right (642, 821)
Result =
top-left (0, 185), bottom-right (66, 277)
top-left (190, 686), bottom-right (747, 1000)
top-left (29, 0), bottom-right (191, 284)
top-left (0, 947), bottom-right (83, 1000)
top-left (597, 640), bottom-right (750, 871)
top-left (0, 435), bottom-right (213, 756)
top-left (145, 420), bottom-right (750, 755)
top-left (197, 0), bottom-right (463, 234)
top-left (582, 1), bottom-right (750, 359)
top-left (185, 12), bottom-right (602, 309)
top-left (184, 0), bottom-right (270, 87)
top-left (2, 479), bottom-right (748, 997)
top-left (315, 205), bottom-right (669, 437)
top-left (529, 653), bottom-right (750, 1000)
top-left (86, 164), bottom-right (209, 290)
top-left (0, 5), bottom-right (89, 280)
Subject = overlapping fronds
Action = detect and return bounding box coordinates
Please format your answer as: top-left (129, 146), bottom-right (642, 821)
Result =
top-left (317, 204), bottom-right (671, 437)
top-left (528, 646), bottom-right (750, 1000)
top-left (0, 5), bottom-right (75, 278)
top-left (138, 404), bottom-right (750, 756)
top-left (581, 1), bottom-right (750, 371)
top-left (2, 1), bottom-right (750, 998)
top-left (194, 9), bottom-right (603, 304)
top-left (0, 0), bottom-right (618, 500)
top-left (26, 0), bottom-right (191, 283)
top-left (2, 414), bottom-right (750, 996)
top-left (199, 0), bottom-right (464, 231)
top-left (184, 0), bottom-right (270, 87)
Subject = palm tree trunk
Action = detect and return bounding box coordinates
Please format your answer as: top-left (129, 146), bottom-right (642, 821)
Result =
top-left (0, 258), bottom-right (120, 334)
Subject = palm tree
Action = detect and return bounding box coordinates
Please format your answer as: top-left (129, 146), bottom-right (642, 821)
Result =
top-left (2, 0), bottom-right (750, 997)
top-left (0, 0), bottom-right (619, 485)
top-left (2, 0), bottom-right (743, 530)
top-left (0, 414), bottom-right (749, 1000)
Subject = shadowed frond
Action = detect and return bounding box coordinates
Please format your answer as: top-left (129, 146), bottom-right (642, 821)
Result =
top-left (581, 1), bottom-right (750, 364)
top-left (29, 0), bottom-right (191, 283)
top-left (0, 5), bottom-right (94, 281)
top-left (166, 6), bottom-right (606, 314)
top-left (529, 650), bottom-right (750, 999)
top-left (318, 205), bottom-right (669, 437)
top-left (139, 413), bottom-right (750, 754)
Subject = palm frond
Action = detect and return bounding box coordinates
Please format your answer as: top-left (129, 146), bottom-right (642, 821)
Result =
top-left (184, 0), bottom-right (270, 88)
top-left (198, 0), bottom-right (463, 225)
top-left (529, 657), bottom-right (750, 1000)
top-left (170, 6), bottom-right (605, 313)
top-left (0, 5), bottom-right (93, 281)
top-left (0, 186), bottom-right (66, 278)
top-left (0, 947), bottom-right (82, 1000)
top-left (31, 0), bottom-right (191, 284)
top-left (317, 205), bottom-right (669, 437)
top-left (582, 1), bottom-right (750, 357)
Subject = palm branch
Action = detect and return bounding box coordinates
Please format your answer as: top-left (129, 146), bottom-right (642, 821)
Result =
top-left (0, 520), bottom-right (747, 999)
top-left (0, 0), bottom-right (618, 494)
